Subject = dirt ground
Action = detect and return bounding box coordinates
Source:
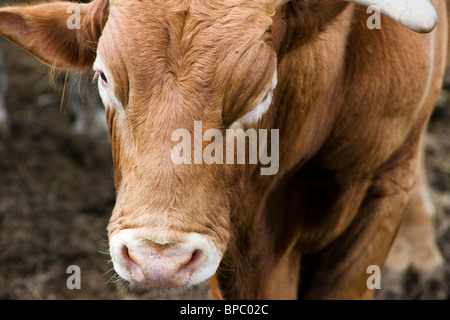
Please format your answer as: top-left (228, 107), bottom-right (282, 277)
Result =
top-left (0, 31), bottom-right (449, 300)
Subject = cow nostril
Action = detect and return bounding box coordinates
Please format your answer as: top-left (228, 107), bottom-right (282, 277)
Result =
top-left (121, 245), bottom-right (133, 263)
top-left (179, 249), bottom-right (202, 274)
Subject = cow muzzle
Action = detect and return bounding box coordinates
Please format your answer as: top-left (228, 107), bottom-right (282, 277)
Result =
top-left (109, 229), bottom-right (222, 288)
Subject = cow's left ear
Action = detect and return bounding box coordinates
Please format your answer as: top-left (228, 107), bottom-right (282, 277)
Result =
top-left (0, 0), bottom-right (109, 70)
top-left (344, 0), bottom-right (438, 33)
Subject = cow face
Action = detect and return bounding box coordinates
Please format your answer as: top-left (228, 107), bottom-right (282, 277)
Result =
top-left (99, 2), bottom-right (280, 289)
top-left (97, 0), bottom-right (279, 288)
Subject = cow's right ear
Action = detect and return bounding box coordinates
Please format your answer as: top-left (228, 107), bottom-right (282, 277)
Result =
top-left (0, 0), bottom-right (109, 71)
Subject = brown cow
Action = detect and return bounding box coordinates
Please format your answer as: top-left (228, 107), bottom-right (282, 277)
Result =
top-left (0, 0), bottom-right (447, 299)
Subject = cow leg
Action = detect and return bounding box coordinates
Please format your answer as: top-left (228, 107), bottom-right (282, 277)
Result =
top-left (380, 147), bottom-right (444, 299)
top-left (300, 135), bottom-right (425, 300)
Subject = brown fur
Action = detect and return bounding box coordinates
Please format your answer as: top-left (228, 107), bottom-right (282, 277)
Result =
top-left (0, 0), bottom-right (109, 70)
top-left (0, 0), bottom-right (447, 299)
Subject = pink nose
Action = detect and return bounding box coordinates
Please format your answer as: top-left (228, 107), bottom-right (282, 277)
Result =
top-left (120, 243), bottom-right (203, 288)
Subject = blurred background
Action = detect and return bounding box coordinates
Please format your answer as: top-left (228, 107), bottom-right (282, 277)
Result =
top-left (0, 0), bottom-right (449, 300)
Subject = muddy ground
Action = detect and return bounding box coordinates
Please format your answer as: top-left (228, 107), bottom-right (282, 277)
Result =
top-left (0, 31), bottom-right (449, 300)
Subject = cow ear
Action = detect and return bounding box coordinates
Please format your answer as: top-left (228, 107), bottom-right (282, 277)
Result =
top-left (344, 0), bottom-right (438, 33)
top-left (0, 0), bottom-right (109, 70)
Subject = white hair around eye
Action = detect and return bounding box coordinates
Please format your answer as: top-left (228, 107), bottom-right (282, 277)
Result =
top-left (93, 56), bottom-right (125, 116)
top-left (230, 71), bottom-right (278, 129)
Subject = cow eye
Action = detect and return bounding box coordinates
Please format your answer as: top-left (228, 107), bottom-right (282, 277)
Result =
top-left (99, 71), bottom-right (108, 84)
top-left (260, 91), bottom-right (270, 104)
top-left (94, 70), bottom-right (108, 86)
top-left (100, 72), bottom-right (108, 83)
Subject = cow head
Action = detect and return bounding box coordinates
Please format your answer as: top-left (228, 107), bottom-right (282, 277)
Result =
top-left (0, 0), bottom-right (437, 289)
